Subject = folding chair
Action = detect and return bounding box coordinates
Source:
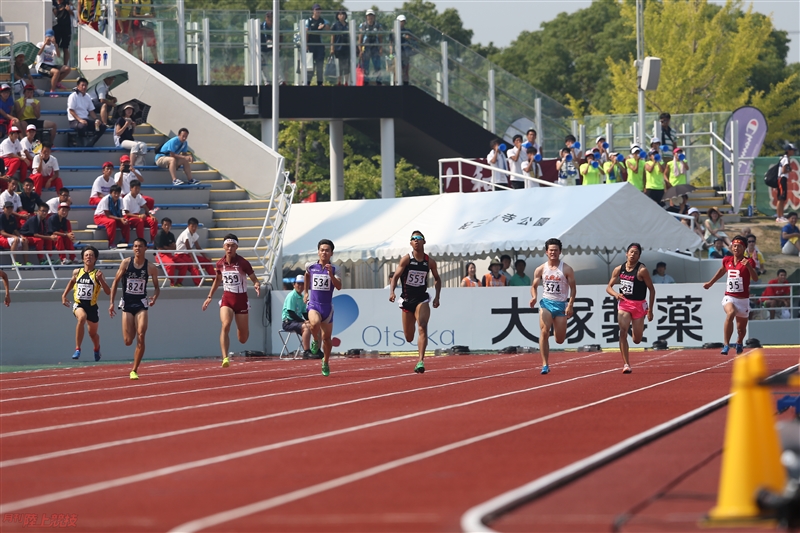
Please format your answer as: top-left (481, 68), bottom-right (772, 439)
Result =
top-left (278, 330), bottom-right (303, 359)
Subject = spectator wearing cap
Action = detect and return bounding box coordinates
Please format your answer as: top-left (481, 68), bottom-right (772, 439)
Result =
top-left (153, 216), bottom-right (176, 276)
top-left (603, 152), bottom-right (624, 183)
top-left (776, 143), bottom-right (796, 223)
top-left (154, 128), bottom-right (198, 186)
top-left (684, 207), bottom-right (706, 244)
top-left (595, 136), bottom-right (609, 164)
top-left (18, 178), bottom-right (46, 219)
top-left (666, 147), bottom-right (689, 187)
top-left (114, 104), bottom-right (148, 166)
top-left (651, 262), bottom-right (675, 284)
top-left (644, 149), bottom-right (668, 203)
top-left (19, 125), bottom-right (39, 171)
top-left (0, 200), bottom-right (31, 263)
top-left (626, 145), bottom-right (645, 192)
top-left (649, 136), bottom-right (662, 155)
top-left (282, 274), bottom-right (313, 356)
top-left (90, 162), bottom-right (116, 206)
top-left (87, 75), bottom-right (117, 126)
top-left (580, 150), bottom-right (605, 185)
top-left (31, 143), bottom-right (62, 195)
top-left (487, 139), bottom-right (509, 189)
top-left (506, 135), bottom-right (525, 189)
top-left (115, 154), bottom-right (155, 211)
top-left (393, 15), bottom-right (414, 85)
top-left (20, 203), bottom-right (54, 264)
top-left (122, 179), bottom-right (158, 242)
top-left (94, 185), bottom-right (131, 248)
top-left (709, 237), bottom-right (732, 259)
top-left (358, 9), bottom-right (385, 85)
top-left (36, 30), bottom-right (71, 95)
top-left (744, 235), bottom-right (766, 275)
top-left (305, 4), bottom-right (329, 86)
top-left (48, 200), bottom-right (77, 263)
top-left (14, 86), bottom-right (57, 143)
top-left (0, 84), bottom-right (20, 137)
top-left (482, 257), bottom-right (508, 287)
top-left (330, 10), bottom-right (351, 85)
top-left (0, 127), bottom-right (26, 183)
top-left (68, 77), bottom-right (107, 147)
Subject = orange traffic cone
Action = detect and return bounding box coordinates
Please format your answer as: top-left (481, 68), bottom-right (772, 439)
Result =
top-left (707, 350), bottom-right (786, 522)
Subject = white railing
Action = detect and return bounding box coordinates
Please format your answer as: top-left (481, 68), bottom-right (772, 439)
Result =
top-left (438, 157), bottom-right (561, 194)
top-left (749, 281), bottom-right (800, 321)
top-left (253, 161), bottom-right (296, 286)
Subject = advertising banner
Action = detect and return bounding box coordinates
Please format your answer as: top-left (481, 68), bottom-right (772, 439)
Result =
top-left (272, 284), bottom-right (729, 353)
top-left (723, 106), bottom-right (768, 209)
top-left (754, 156), bottom-right (800, 217)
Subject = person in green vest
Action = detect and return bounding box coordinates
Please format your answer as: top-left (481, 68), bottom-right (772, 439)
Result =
top-left (644, 149), bottom-right (669, 203)
top-left (666, 147), bottom-right (689, 186)
top-left (625, 146), bottom-right (645, 192)
top-left (580, 150), bottom-right (605, 185)
top-left (508, 259), bottom-right (531, 286)
top-left (603, 153), bottom-right (625, 184)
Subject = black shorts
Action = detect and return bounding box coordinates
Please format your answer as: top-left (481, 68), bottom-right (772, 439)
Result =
top-left (38, 64), bottom-right (58, 77)
top-left (120, 297), bottom-right (149, 315)
top-left (282, 319), bottom-right (304, 333)
top-left (511, 181), bottom-right (525, 189)
top-left (777, 176), bottom-right (788, 201)
top-left (646, 189), bottom-right (665, 204)
top-left (73, 302), bottom-right (99, 323)
top-left (399, 293), bottom-right (430, 313)
top-left (54, 28), bottom-right (72, 49)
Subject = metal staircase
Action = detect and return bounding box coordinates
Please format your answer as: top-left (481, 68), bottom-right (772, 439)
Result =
top-left (253, 161), bottom-right (296, 285)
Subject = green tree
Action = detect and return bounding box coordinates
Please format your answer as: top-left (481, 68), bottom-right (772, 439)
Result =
top-left (399, 0), bottom-right (473, 47)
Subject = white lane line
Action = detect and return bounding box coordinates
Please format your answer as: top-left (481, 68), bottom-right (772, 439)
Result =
top-left (0, 362), bottom-right (629, 514)
top-left (1, 357), bottom-right (509, 438)
top-left (0, 366), bottom-right (536, 468)
top-left (165, 355), bottom-right (724, 533)
top-left (0, 361), bottom-right (188, 384)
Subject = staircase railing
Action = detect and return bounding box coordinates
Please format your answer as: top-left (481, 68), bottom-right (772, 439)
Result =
top-left (253, 159), bottom-right (295, 285)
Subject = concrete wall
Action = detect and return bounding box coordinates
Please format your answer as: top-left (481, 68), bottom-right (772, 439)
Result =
top-left (77, 26), bottom-right (283, 199)
top-left (0, 0), bottom-right (47, 46)
top-left (750, 319), bottom-right (800, 346)
top-left (0, 288), bottom-right (273, 365)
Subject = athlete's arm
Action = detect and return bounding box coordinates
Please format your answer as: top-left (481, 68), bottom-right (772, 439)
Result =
top-left (605, 265), bottom-right (622, 300)
top-left (639, 265), bottom-right (656, 322)
top-left (328, 264), bottom-right (342, 291)
top-left (564, 264), bottom-right (577, 318)
top-left (248, 272), bottom-right (262, 297)
top-left (108, 258), bottom-right (129, 317)
top-left (429, 257), bottom-right (441, 309)
top-left (303, 269), bottom-right (310, 304)
top-left (703, 265), bottom-right (726, 290)
top-left (1, 269), bottom-right (9, 306)
top-left (742, 257), bottom-right (758, 283)
top-left (148, 261), bottom-right (160, 306)
top-left (529, 265), bottom-right (542, 308)
top-left (202, 271), bottom-right (222, 311)
top-left (61, 268), bottom-right (79, 307)
top-left (389, 255), bottom-right (410, 302)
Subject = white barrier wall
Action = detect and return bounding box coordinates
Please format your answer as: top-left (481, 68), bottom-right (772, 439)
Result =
top-left (271, 284), bottom-right (731, 353)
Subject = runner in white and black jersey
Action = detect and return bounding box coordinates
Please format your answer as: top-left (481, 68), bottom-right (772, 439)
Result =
top-left (109, 238), bottom-right (160, 380)
top-left (606, 243), bottom-right (655, 374)
top-left (389, 231), bottom-right (441, 374)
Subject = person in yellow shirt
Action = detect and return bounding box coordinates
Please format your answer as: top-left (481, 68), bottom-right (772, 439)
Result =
top-left (644, 150), bottom-right (669, 203)
top-left (625, 146), bottom-right (646, 192)
top-left (580, 151), bottom-right (605, 185)
top-left (603, 153), bottom-right (625, 184)
top-left (13, 85), bottom-right (57, 143)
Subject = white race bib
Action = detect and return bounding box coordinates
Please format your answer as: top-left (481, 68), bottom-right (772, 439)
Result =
top-left (126, 278), bottom-right (146, 295)
top-left (620, 279), bottom-right (634, 295)
top-left (544, 280), bottom-right (561, 296)
top-left (405, 270), bottom-right (427, 287)
top-left (312, 273), bottom-right (331, 291)
top-left (726, 270), bottom-right (743, 293)
top-left (223, 272), bottom-right (241, 292)
top-left (76, 283), bottom-right (94, 300)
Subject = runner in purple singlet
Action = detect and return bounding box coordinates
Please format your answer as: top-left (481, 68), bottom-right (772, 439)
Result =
top-left (304, 239), bottom-right (341, 376)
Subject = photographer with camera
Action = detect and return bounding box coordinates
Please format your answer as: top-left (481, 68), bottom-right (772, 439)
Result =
top-left (115, 154), bottom-right (155, 212)
top-left (644, 149), bottom-right (669, 203)
top-left (36, 30), bottom-right (71, 95)
top-left (114, 104), bottom-right (148, 166)
top-left (556, 147), bottom-right (578, 186)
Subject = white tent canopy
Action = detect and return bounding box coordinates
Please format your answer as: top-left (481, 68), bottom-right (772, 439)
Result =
top-left (281, 183), bottom-right (704, 266)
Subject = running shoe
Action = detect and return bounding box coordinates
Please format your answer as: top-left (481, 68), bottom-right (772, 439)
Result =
top-left (302, 349), bottom-right (312, 359)
top-left (222, 356), bottom-right (230, 368)
top-left (735, 343), bottom-right (744, 355)
top-left (130, 371), bottom-right (139, 380)
top-left (172, 178), bottom-right (184, 186)
top-left (720, 344), bottom-right (730, 355)
top-left (321, 361), bottom-right (330, 376)
top-left (71, 349), bottom-right (80, 360)
top-left (541, 365), bottom-right (550, 375)
top-left (186, 178), bottom-right (200, 185)
top-left (622, 364), bottom-right (632, 374)
top-left (310, 340), bottom-right (319, 355)
top-left (414, 361), bottom-right (425, 373)
top-left (94, 349), bottom-right (101, 361)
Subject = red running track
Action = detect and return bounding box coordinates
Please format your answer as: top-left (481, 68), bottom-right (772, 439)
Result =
top-left (0, 348), bottom-right (796, 532)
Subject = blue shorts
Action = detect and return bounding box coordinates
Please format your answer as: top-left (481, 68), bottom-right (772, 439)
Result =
top-left (540, 298), bottom-right (567, 318)
top-left (307, 301), bottom-right (334, 323)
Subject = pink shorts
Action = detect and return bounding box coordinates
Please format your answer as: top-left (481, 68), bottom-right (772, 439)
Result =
top-left (619, 299), bottom-right (648, 320)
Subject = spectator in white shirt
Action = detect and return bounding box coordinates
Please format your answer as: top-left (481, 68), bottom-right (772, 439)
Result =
top-left (522, 146), bottom-right (543, 188)
top-left (171, 217), bottom-right (215, 286)
top-left (525, 129), bottom-right (541, 157)
top-left (486, 139), bottom-right (508, 190)
top-left (651, 262), bottom-right (675, 284)
top-left (47, 187), bottom-right (71, 214)
top-left (0, 179), bottom-right (24, 215)
top-left (67, 77), bottom-right (106, 147)
top-left (122, 180), bottom-right (158, 242)
top-left (89, 162), bottom-right (116, 205)
top-left (115, 154), bottom-right (155, 210)
top-left (506, 135), bottom-right (525, 190)
top-left (0, 126), bottom-right (27, 183)
top-left (93, 185), bottom-right (131, 248)
top-left (36, 30), bottom-right (71, 94)
top-left (30, 143), bottom-right (62, 194)
top-left (19, 124), bottom-right (38, 171)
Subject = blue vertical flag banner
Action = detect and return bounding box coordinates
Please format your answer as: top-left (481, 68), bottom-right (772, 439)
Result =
top-left (723, 106), bottom-right (767, 210)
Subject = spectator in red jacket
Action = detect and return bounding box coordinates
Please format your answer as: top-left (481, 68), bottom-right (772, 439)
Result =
top-left (760, 269), bottom-right (792, 319)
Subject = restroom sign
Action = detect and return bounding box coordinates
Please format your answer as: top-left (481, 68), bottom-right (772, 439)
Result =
top-left (80, 48), bottom-right (112, 69)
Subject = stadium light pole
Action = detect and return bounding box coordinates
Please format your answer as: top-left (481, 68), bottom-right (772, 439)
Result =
top-left (271, 0), bottom-right (279, 150)
top-left (636, 0), bottom-right (646, 146)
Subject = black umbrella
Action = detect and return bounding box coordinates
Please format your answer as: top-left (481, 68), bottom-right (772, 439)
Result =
top-left (117, 99), bottom-right (151, 125)
top-left (663, 183), bottom-right (696, 200)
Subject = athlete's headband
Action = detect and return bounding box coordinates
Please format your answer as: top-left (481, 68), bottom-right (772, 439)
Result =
top-left (223, 238), bottom-right (238, 245)
top-left (731, 236), bottom-right (747, 246)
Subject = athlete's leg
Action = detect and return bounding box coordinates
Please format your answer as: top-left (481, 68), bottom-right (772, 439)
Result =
top-left (618, 311), bottom-right (632, 366)
top-left (320, 321), bottom-right (333, 364)
top-left (234, 312), bottom-right (249, 344)
top-left (308, 309), bottom-right (322, 347)
top-left (86, 320), bottom-right (100, 352)
top-left (414, 302), bottom-right (431, 364)
top-left (723, 302), bottom-right (736, 346)
top-left (539, 309), bottom-right (554, 367)
top-left (552, 315), bottom-right (568, 344)
top-left (122, 310), bottom-right (136, 346)
top-left (631, 316), bottom-right (646, 344)
top-left (401, 309), bottom-right (417, 342)
top-left (132, 311), bottom-right (148, 372)
top-left (301, 321), bottom-right (311, 351)
top-left (74, 307), bottom-right (87, 350)
top-left (219, 306), bottom-right (235, 359)
top-left (735, 316), bottom-right (748, 346)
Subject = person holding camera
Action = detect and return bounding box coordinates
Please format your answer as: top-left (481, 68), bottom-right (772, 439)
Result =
top-left (644, 149), bottom-right (669, 203)
top-left (36, 30), bottom-right (71, 95)
top-left (115, 154), bottom-right (155, 212)
top-left (556, 147), bottom-right (577, 186)
top-left (14, 85), bottom-right (57, 144)
top-left (114, 104), bottom-right (148, 167)
top-left (580, 150), bottom-right (605, 185)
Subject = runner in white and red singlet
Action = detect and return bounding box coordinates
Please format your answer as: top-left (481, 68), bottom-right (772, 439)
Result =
top-left (703, 235), bottom-right (758, 355)
top-left (202, 234), bottom-right (261, 368)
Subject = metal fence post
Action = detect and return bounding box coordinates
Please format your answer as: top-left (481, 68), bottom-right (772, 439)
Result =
top-left (107, 0), bottom-right (115, 44)
top-left (202, 17), bottom-right (210, 85)
top-left (605, 122), bottom-right (613, 152)
top-left (709, 121), bottom-right (716, 188)
top-left (299, 20), bottom-right (307, 86)
top-left (393, 18), bottom-right (402, 86)
top-left (534, 97), bottom-right (542, 154)
top-left (349, 17), bottom-right (357, 86)
top-left (177, 0), bottom-right (186, 63)
top-left (730, 119), bottom-right (739, 213)
top-left (487, 69), bottom-right (495, 134)
top-left (441, 41), bottom-right (448, 106)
